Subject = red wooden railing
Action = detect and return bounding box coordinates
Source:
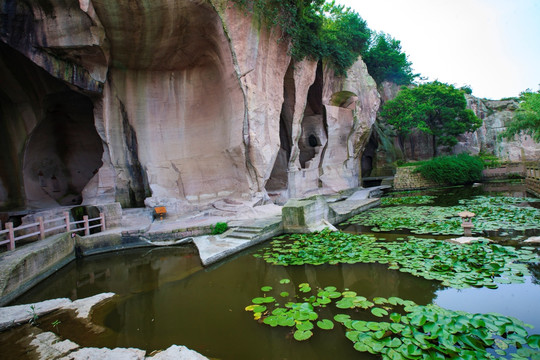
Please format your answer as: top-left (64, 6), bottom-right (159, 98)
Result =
top-left (0, 212), bottom-right (105, 251)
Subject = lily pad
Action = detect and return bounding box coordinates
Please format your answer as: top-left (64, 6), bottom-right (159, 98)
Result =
top-left (317, 319), bottom-right (334, 330)
top-left (293, 329), bottom-right (313, 341)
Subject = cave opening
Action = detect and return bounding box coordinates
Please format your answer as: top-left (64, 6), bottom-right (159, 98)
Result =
top-left (299, 62), bottom-right (326, 169)
top-left (266, 62), bottom-right (295, 200)
top-left (361, 130), bottom-right (378, 178)
top-left (0, 41), bottom-right (103, 210)
top-left (24, 91), bottom-right (103, 207)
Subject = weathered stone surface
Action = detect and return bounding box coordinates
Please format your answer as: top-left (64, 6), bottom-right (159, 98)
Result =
top-left (65, 293), bottom-right (115, 319)
top-left (0, 293), bottom-right (115, 331)
top-left (393, 166), bottom-right (439, 190)
top-left (0, 233), bottom-right (75, 306)
top-left (456, 97), bottom-right (540, 161)
top-left (147, 345), bottom-right (208, 360)
top-left (67, 347), bottom-right (146, 360)
top-left (31, 331), bottom-right (80, 359)
top-left (93, 203), bottom-right (123, 228)
top-left (282, 196), bottom-right (337, 233)
top-left (524, 236), bottom-right (540, 244)
top-left (0, 298), bottom-right (71, 331)
top-left (321, 59), bottom-right (380, 187)
top-left (1, 0), bottom-right (380, 216)
top-left (448, 237), bottom-right (486, 245)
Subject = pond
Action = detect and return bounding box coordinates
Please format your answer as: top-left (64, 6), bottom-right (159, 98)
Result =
top-left (3, 183), bottom-right (540, 359)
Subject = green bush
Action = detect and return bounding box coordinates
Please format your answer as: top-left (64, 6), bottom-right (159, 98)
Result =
top-left (415, 154), bottom-right (484, 185)
top-left (211, 222), bottom-right (229, 235)
top-left (477, 151), bottom-right (501, 168)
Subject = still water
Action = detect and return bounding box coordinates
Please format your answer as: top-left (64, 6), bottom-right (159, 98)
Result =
top-left (5, 183), bottom-right (540, 359)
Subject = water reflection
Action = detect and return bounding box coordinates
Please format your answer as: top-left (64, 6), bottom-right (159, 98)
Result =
top-left (14, 245), bottom-right (202, 304)
top-left (435, 275), bottom-right (540, 335)
top-left (8, 183), bottom-right (540, 359)
top-left (83, 253), bottom-right (443, 359)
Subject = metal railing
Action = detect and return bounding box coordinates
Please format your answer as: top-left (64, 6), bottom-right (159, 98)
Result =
top-left (0, 212), bottom-right (105, 251)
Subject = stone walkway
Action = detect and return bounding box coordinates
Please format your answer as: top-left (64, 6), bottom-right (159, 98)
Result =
top-left (111, 187), bottom-right (392, 266)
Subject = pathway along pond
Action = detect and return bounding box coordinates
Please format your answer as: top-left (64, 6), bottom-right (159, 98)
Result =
top-left (3, 183), bottom-right (540, 359)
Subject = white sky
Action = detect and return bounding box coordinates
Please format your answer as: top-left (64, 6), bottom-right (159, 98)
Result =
top-left (336, 0), bottom-right (540, 100)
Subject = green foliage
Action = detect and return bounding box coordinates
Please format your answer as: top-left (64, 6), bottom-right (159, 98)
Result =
top-left (256, 230), bottom-right (537, 289)
top-left (229, 0), bottom-right (371, 75)
top-left (211, 222), bottom-right (229, 235)
top-left (229, 1), bottom-right (419, 79)
top-left (246, 283), bottom-right (540, 358)
top-left (381, 82), bottom-right (482, 154)
top-left (380, 195), bottom-right (435, 206)
top-left (318, 2), bottom-right (371, 75)
top-left (501, 89), bottom-right (540, 142)
top-left (345, 195), bottom-right (540, 236)
top-left (28, 305), bottom-right (39, 326)
top-left (363, 32), bottom-right (416, 85)
top-left (477, 151), bottom-right (502, 168)
top-left (460, 85), bottom-right (473, 94)
top-left (415, 153), bottom-right (484, 185)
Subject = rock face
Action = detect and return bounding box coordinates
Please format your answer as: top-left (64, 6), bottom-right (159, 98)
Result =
top-left (363, 83), bottom-right (540, 177)
top-left (455, 97), bottom-right (540, 161)
top-left (0, 0), bottom-right (379, 214)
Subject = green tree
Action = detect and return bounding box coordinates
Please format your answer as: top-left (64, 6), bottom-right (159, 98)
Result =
top-left (362, 32), bottom-right (416, 85)
top-left (381, 81), bottom-right (482, 156)
top-left (319, 1), bottom-right (371, 75)
top-left (501, 89), bottom-right (540, 142)
top-left (229, 0), bottom-right (370, 75)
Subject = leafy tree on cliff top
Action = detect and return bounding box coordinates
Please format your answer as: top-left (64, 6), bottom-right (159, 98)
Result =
top-left (380, 81), bottom-right (482, 156)
top-left (362, 32), bottom-right (416, 85)
top-left (500, 89), bottom-right (540, 142)
top-left (318, 1), bottom-right (371, 74)
top-left (230, 0), bottom-right (370, 75)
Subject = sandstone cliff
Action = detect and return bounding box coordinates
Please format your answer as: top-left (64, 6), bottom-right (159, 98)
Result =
top-left (0, 0), bottom-right (379, 213)
top-left (363, 82), bottom-right (540, 177)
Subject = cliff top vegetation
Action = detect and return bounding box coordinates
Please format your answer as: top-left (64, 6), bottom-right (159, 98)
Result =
top-left (501, 89), bottom-right (540, 142)
top-left (229, 0), bottom-right (416, 83)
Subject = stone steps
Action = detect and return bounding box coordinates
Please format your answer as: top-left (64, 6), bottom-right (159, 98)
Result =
top-left (226, 226), bottom-right (264, 240)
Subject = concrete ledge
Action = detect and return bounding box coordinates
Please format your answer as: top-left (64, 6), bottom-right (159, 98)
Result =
top-left (0, 233), bottom-right (75, 306)
top-left (283, 196), bottom-right (337, 233)
top-left (77, 231), bottom-right (150, 257)
top-left (195, 217), bottom-right (283, 266)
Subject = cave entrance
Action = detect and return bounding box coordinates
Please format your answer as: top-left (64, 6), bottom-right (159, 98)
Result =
top-left (361, 130), bottom-right (378, 178)
top-left (266, 62), bottom-right (295, 203)
top-left (299, 62), bottom-right (326, 169)
top-left (0, 41), bottom-right (103, 210)
top-left (23, 91), bottom-right (103, 207)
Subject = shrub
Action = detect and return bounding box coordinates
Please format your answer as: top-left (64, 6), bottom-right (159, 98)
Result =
top-left (211, 222), bottom-right (229, 235)
top-left (415, 154), bottom-right (484, 185)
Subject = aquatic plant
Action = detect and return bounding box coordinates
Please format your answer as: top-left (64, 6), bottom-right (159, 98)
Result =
top-left (246, 282), bottom-right (540, 359)
top-left (255, 231), bottom-right (538, 289)
top-left (343, 196), bottom-right (540, 235)
top-left (380, 195), bottom-right (435, 206)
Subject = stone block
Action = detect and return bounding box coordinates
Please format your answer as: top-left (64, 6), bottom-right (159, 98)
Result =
top-left (95, 202), bottom-right (123, 228)
top-left (282, 195), bottom-right (336, 233)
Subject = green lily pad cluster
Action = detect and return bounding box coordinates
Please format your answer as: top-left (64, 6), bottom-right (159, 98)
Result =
top-left (245, 282), bottom-right (540, 359)
top-left (461, 196), bottom-right (540, 206)
top-left (381, 195), bottom-right (436, 206)
top-left (255, 231), bottom-right (538, 289)
top-left (343, 196), bottom-right (540, 235)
